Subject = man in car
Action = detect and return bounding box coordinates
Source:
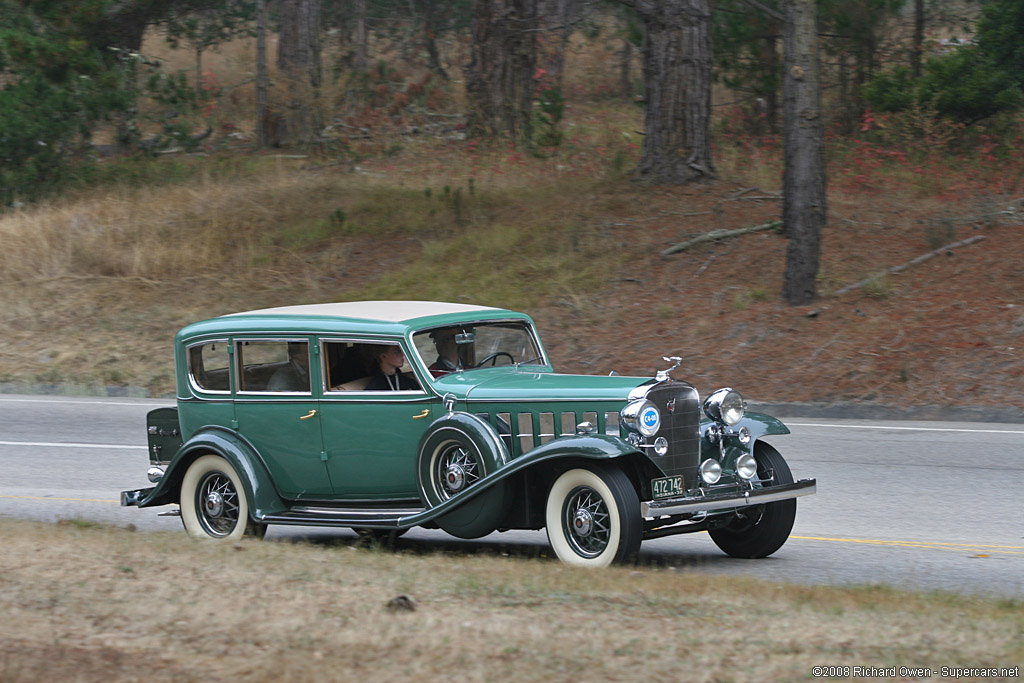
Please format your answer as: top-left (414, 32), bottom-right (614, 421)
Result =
top-left (428, 328), bottom-right (466, 377)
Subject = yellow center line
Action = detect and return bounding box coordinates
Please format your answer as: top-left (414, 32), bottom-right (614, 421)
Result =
top-left (0, 495), bottom-right (118, 504)
top-left (793, 535), bottom-right (1024, 555)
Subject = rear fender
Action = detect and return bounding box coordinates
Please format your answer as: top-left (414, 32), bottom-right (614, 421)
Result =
top-left (138, 426), bottom-right (287, 519)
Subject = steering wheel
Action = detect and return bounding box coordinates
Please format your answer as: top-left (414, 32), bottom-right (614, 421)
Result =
top-left (474, 351), bottom-right (515, 368)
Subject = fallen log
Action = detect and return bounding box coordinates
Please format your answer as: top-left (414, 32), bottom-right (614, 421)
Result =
top-left (834, 235), bottom-right (985, 296)
top-left (662, 220), bottom-right (783, 256)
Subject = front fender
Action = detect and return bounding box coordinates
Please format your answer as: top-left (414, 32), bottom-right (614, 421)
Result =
top-left (738, 411), bottom-right (790, 440)
top-left (399, 433), bottom-right (645, 527)
top-left (702, 412), bottom-right (789, 442)
top-left (137, 426), bottom-right (287, 519)
top-left (514, 433), bottom-right (641, 465)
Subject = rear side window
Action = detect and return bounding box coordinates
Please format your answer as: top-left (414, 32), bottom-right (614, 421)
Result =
top-left (237, 340), bottom-right (311, 393)
top-left (188, 341), bottom-right (230, 393)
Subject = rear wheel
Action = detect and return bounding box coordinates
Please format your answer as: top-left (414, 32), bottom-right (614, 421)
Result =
top-left (180, 454), bottom-right (262, 541)
top-left (709, 443), bottom-right (796, 558)
top-left (545, 465), bottom-right (642, 568)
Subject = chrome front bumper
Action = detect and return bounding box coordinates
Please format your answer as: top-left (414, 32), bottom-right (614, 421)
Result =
top-left (641, 478), bottom-right (816, 517)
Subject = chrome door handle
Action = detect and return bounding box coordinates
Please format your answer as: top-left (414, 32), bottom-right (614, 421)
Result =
top-left (300, 410), bottom-right (317, 420)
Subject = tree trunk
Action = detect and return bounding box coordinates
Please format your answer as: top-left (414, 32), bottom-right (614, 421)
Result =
top-left (465, 0), bottom-right (540, 145)
top-left (762, 32), bottom-right (780, 134)
top-left (195, 47), bottom-right (204, 97)
top-left (620, 37), bottom-right (633, 101)
top-left (912, 0), bottom-right (925, 78)
top-left (277, 0), bottom-right (322, 145)
top-left (417, 0), bottom-right (449, 80)
top-left (619, 0), bottom-right (714, 184)
top-left (781, 0), bottom-right (826, 306)
top-left (354, 0), bottom-right (369, 73)
top-left (256, 0), bottom-right (270, 147)
top-left (539, 0), bottom-right (578, 89)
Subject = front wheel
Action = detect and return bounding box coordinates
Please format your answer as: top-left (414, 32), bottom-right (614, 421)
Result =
top-left (180, 454), bottom-right (261, 541)
top-left (545, 465), bottom-right (642, 568)
top-left (708, 443), bottom-right (797, 558)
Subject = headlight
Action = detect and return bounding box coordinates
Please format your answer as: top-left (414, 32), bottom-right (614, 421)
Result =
top-left (621, 399), bottom-right (661, 437)
top-left (703, 388), bottom-right (746, 426)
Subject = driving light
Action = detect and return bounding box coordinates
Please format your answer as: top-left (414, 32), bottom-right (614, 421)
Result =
top-left (736, 453), bottom-right (758, 480)
top-left (703, 388), bottom-right (746, 426)
top-left (699, 458), bottom-right (722, 484)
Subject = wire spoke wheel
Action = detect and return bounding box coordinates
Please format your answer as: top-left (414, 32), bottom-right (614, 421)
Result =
top-left (434, 443), bottom-right (482, 500)
top-left (563, 486), bottom-right (612, 558)
top-left (180, 454), bottom-right (255, 542)
top-left (196, 470), bottom-right (241, 537)
top-left (545, 466), bottom-right (641, 567)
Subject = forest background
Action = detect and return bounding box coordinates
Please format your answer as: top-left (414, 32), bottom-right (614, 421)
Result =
top-left (0, 0), bottom-right (1022, 415)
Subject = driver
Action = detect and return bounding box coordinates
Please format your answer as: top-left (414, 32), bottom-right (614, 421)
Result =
top-left (428, 328), bottom-right (465, 378)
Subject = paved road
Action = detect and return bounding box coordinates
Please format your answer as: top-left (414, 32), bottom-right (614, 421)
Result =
top-left (1, 395), bottom-right (1021, 596)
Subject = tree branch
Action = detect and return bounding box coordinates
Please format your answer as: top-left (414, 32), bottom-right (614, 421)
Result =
top-left (662, 220), bottom-right (782, 255)
top-left (834, 235), bottom-right (986, 296)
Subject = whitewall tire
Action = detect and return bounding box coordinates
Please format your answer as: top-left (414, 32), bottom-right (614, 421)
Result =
top-left (180, 454), bottom-right (254, 541)
top-left (545, 465), bottom-right (642, 568)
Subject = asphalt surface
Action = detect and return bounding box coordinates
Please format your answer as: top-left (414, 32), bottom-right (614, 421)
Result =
top-left (1, 394), bottom-right (1021, 596)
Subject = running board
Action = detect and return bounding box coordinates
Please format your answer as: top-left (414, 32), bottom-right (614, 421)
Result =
top-left (261, 506), bottom-right (425, 528)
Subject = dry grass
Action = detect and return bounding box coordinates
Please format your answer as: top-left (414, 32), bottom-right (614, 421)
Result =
top-left (0, 133), bottom-right (1021, 407)
top-left (1, 518), bottom-right (1021, 682)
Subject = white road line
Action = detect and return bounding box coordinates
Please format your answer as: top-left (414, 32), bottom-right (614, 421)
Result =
top-left (0, 397), bottom-right (169, 407)
top-left (787, 422), bottom-right (1024, 435)
top-left (0, 440), bottom-right (146, 450)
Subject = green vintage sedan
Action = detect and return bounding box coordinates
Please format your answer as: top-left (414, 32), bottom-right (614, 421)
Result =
top-left (122, 301), bottom-right (816, 567)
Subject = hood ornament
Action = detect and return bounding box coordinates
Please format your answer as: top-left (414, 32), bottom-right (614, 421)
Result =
top-left (655, 356), bottom-right (682, 382)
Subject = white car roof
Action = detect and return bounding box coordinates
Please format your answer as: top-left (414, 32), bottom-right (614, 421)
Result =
top-left (225, 300), bottom-right (503, 323)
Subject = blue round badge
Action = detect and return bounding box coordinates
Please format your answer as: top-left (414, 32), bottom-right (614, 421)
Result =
top-left (640, 405), bottom-right (660, 432)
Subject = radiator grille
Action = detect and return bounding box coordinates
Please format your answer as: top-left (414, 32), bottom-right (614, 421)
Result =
top-left (645, 383), bottom-right (701, 483)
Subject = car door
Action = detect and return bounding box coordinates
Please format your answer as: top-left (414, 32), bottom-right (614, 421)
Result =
top-left (232, 337), bottom-right (333, 498)
top-left (318, 338), bottom-right (437, 500)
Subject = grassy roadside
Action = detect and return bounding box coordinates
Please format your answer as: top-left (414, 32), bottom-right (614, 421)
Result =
top-left (1, 518), bottom-right (1021, 681)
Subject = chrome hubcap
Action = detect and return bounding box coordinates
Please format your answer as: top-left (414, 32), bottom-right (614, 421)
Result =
top-left (205, 491), bottom-right (225, 518)
top-left (573, 509), bottom-right (593, 536)
top-left (435, 445), bottom-right (480, 500)
top-left (445, 464), bottom-right (466, 492)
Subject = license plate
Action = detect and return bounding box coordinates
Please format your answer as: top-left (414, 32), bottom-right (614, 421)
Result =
top-left (651, 475), bottom-right (684, 500)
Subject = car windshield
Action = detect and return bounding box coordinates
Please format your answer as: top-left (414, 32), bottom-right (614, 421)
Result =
top-left (412, 321), bottom-right (544, 378)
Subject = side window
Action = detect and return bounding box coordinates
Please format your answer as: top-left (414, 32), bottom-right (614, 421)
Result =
top-left (323, 340), bottom-right (421, 392)
top-left (188, 341), bottom-right (230, 393)
top-left (237, 340), bottom-right (310, 393)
